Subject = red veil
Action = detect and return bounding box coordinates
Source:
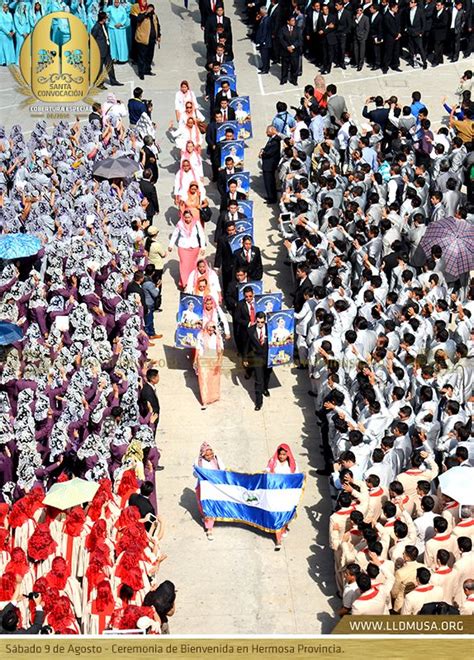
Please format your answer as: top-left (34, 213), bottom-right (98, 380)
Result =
top-left (266, 443), bottom-right (297, 473)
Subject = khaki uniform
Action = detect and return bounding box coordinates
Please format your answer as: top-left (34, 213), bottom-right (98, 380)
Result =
top-left (391, 560), bottom-right (426, 613)
top-left (442, 501), bottom-right (461, 533)
top-left (452, 518), bottom-right (474, 541)
top-left (413, 492), bottom-right (441, 518)
top-left (364, 486), bottom-right (389, 524)
top-left (459, 594), bottom-right (474, 615)
top-left (453, 552), bottom-right (474, 605)
top-left (329, 506), bottom-right (356, 593)
top-left (431, 566), bottom-right (457, 604)
top-left (352, 587), bottom-right (388, 615)
top-left (401, 583), bottom-right (444, 615)
top-left (396, 460), bottom-right (439, 499)
top-left (424, 532), bottom-right (459, 568)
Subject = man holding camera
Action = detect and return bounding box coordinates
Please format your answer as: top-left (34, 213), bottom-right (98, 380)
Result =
top-left (0, 584), bottom-right (45, 634)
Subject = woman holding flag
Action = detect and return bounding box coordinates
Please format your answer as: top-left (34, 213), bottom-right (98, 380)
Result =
top-left (194, 443), bottom-right (225, 541)
top-left (266, 444), bottom-right (298, 551)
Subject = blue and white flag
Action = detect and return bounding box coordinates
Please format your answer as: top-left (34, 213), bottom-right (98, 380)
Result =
top-left (195, 467), bottom-right (305, 532)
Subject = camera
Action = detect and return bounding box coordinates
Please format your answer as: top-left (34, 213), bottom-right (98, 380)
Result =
top-left (24, 591), bottom-right (39, 600)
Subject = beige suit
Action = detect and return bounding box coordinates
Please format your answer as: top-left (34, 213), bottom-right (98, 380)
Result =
top-left (431, 566), bottom-right (457, 604)
top-left (364, 487), bottom-right (388, 524)
top-left (391, 560), bottom-right (426, 613)
top-left (452, 518), bottom-right (474, 540)
top-left (401, 583), bottom-right (444, 615)
top-left (396, 460), bottom-right (439, 499)
top-left (442, 502), bottom-right (461, 533)
top-left (424, 533), bottom-right (459, 568)
top-left (453, 552), bottom-right (474, 605)
top-left (459, 594), bottom-right (474, 615)
top-left (329, 506), bottom-right (355, 593)
top-left (352, 587), bottom-right (388, 615)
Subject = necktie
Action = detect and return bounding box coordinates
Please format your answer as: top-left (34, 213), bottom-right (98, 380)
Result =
top-left (259, 329), bottom-right (264, 345)
top-left (249, 302), bottom-right (256, 324)
top-left (246, 250), bottom-right (251, 263)
top-left (223, 109), bottom-right (227, 120)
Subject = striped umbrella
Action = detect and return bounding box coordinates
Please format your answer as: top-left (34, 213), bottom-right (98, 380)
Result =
top-left (419, 216), bottom-right (474, 279)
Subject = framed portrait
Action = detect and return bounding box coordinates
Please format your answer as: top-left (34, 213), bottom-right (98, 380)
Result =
top-left (229, 218), bottom-right (254, 252)
top-left (216, 121), bottom-right (239, 143)
top-left (267, 310), bottom-right (295, 367)
top-left (175, 293), bottom-right (203, 349)
top-left (220, 62), bottom-right (235, 76)
top-left (255, 293), bottom-right (283, 315)
top-left (237, 200), bottom-right (253, 218)
top-left (226, 171), bottom-right (250, 196)
top-left (229, 96), bottom-right (252, 139)
top-left (220, 140), bottom-right (245, 168)
top-left (214, 74), bottom-right (237, 97)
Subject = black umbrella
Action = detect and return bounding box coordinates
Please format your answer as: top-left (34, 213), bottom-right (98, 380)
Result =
top-left (92, 156), bottom-right (140, 179)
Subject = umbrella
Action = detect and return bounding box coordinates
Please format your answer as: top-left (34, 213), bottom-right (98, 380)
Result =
top-left (437, 466), bottom-right (473, 505)
top-left (92, 156), bottom-right (140, 179)
top-left (42, 477), bottom-right (100, 510)
top-left (0, 233), bottom-right (42, 260)
top-left (419, 216), bottom-right (474, 279)
top-left (0, 322), bottom-right (23, 346)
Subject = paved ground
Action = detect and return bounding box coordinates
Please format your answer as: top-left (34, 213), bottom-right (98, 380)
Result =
top-left (0, 1), bottom-right (472, 635)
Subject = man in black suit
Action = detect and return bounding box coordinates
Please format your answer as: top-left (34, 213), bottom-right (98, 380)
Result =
top-left (139, 168), bottom-right (159, 220)
top-left (430, 0), bottom-right (449, 65)
top-left (318, 4), bottom-right (338, 74)
top-left (206, 42), bottom-right (233, 68)
top-left (405, 0), bottom-right (427, 68)
top-left (138, 368), bottom-right (160, 425)
top-left (215, 199), bottom-right (245, 243)
top-left (127, 270), bottom-right (147, 309)
top-left (91, 12), bottom-right (123, 87)
top-left (233, 235), bottom-right (263, 281)
top-left (206, 108), bottom-right (223, 181)
top-left (423, 0), bottom-right (435, 50)
top-left (233, 285), bottom-right (256, 357)
top-left (129, 481), bottom-right (157, 530)
top-left (334, 0), bottom-right (353, 69)
top-left (259, 125), bottom-right (281, 204)
top-left (369, 3), bottom-right (384, 70)
top-left (217, 156), bottom-right (241, 201)
top-left (382, 2), bottom-right (402, 73)
top-left (0, 596), bottom-right (45, 634)
top-left (88, 102), bottom-right (103, 126)
top-left (304, 1), bottom-right (322, 65)
top-left (449, 0), bottom-right (464, 61)
top-left (217, 98), bottom-right (236, 122)
top-left (225, 266), bottom-right (249, 314)
top-left (268, 0), bottom-right (283, 63)
top-left (205, 61), bottom-right (222, 102)
top-left (199, 0), bottom-right (223, 29)
top-left (354, 5), bottom-right (370, 70)
top-left (214, 80), bottom-right (238, 111)
top-left (278, 16), bottom-right (303, 85)
top-left (243, 311), bottom-right (273, 410)
top-left (219, 179), bottom-right (246, 212)
top-left (215, 221), bottom-right (237, 296)
top-left (205, 5), bottom-right (232, 45)
top-left (293, 263), bottom-right (313, 313)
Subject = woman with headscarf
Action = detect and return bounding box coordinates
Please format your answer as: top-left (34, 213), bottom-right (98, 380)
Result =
top-left (175, 80), bottom-right (199, 122)
top-left (178, 182), bottom-right (210, 229)
top-left (193, 443), bottom-right (225, 540)
top-left (59, 506), bottom-right (88, 578)
top-left (45, 555), bottom-right (83, 620)
top-left (174, 160), bottom-right (206, 206)
top-left (313, 74), bottom-right (328, 109)
top-left (194, 321), bottom-right (224, 410)
top-left (185, 259), bottom-right (222, 303)
top-left (171, 116), bottom-right (203, 151)
top-left (29, 1), bottom-right (44, 28)
top-left (0, 3), bottom-right (15, 66)
top-left (266, 444), bottom-right (298, 550)
top-left (180, 140), bottom-right (204, 180)
top-left (168, 208), bottom-right (206, 289)
top-left (201, 294), bottom-right (230, 340)
top-left (83, 578), bottom-right (117, 634)
top-left (13, 1), bottom-right (30, 64)
top-left (106, 0), bottom-right (129, 63)
top-left (87, 1), bottom-right (99, 33)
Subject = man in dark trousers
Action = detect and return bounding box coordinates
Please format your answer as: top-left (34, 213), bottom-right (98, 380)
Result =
top-left (206, 108), bottom-right (223, 181)
top-left (304, 0), bottom-right (322, 66)
top-left (91, 12), bottom-right (123, 87)
top-left (318, 3), bottom-right (337, 74)
top-left (199, 0), bottom-right (223, 29)
top-left (334, 0), bottom-right (352, 69)
top-left (430, 0), bottom-right (448, 65)
top-left (278, 16), bottom-right (303, 85)
top-left (255, 6), bottom-right (273, 74)
top-left (139, 168), bottom-right (159, 220)
top-left (405, 0), bottom-right (427, 68)
top-left (215, 221), bottom-right (237, 297)
top-left (233, 235), bottom-right (263, 282)
top-left (129, 481), bottom-right (159, 531)
top-left (215, 199), bottom-right (245, 243)
top-left (217, 155), bottom-right (241, 201)
top-left (382, 2), bottom-right (402, 73)
top-left (354, 5), bottom-right (370, 70)
top-left (138, 368), bottom-right (160, 425)
top-left (293, 263), bottom-right (313, 313)
top-left (369, 3), bottom-right (384, 70)
top-left (233, 285), bottom-right (256, 358)
top-left (214, 79), bottom-right (238, 110)
top-left (259, 125), bottom-right (281, 204)
top-left (449, 0), bottom-right (464, 62)
top-left (135, 4), bottom-right (161, 80)
top-left (243, 311), bottom-right (273, 411)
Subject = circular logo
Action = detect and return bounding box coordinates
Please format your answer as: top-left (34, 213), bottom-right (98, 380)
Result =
top-left (242, 490), bottom-right (260, 507)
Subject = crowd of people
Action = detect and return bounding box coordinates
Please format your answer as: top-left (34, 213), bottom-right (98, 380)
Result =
top-left (0, 0), bottom-right (473, 636)
top-left (249, 0), bottom-right (474, 85)
top-left (0, 60), bottom-right (178, 630)
top-left (250, 1), bottom-right (473, 610)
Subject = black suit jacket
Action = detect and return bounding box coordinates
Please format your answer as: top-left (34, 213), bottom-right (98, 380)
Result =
top-left (336, 8), bottom-right (353, 34)
top-left (233, 298), bottom-right (252, 345)
top-left (199, 0), bottom-right (224, 27)
top-left (214, 89), bottom-right (238, 109)
top-left (431, 7), bottom-right (449, 38)
top-left (214, 235), bottom-right (235, 272)
top-left (383, 11), bottom-right (400, 39)
top-left (139, 381), bottom-right (160, 416)
top-left (139, 178), bottom-right (159, 216)
top-left (278, 25), bottom-right (303, 53)
top-left (405, 7), bottom-right (426, 35)
top-left (0, 603), bottom-right (45, 634)
top-left (244, 324), bottom-right (269, 367)
top-left (127, 280), bottom-right (146, 309)
top-left (205, 14), bottom-right (232, 43)
top-left (293, 276), bottom-right (313, 313)
top-left (129, 492), bottom-right (155, 530)
top-left (217, 107), bottom-right (236, 121)
top-left (91, 22), bottom-right (110, 58)
top-left (233, 246), bottom-right (263, 281)
top-left (318, 14), bottom-right (338, 45)
top-left (369, 12), bottom-right (384, 40)
top-left (261, 135), bottom-right (281, 172)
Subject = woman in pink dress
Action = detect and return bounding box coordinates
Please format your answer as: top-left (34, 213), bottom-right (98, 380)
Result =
top-left (193, 442), bottom-right (225, 541)
top-left (168, 209), bottom-right (206, 289)
top-left (266, 444), bottom-right (299, 551)
top-left (194, 322), bottom-right (224, 410)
